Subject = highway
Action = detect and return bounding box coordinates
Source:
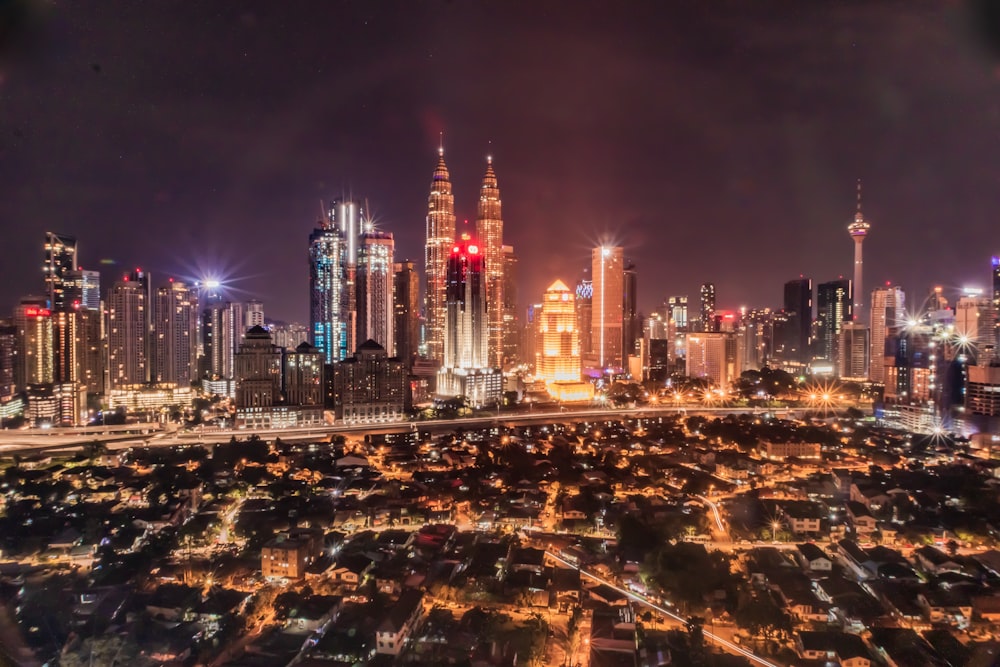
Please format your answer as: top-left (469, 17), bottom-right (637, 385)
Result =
top-left (0, 405), bottom-right (812, 457)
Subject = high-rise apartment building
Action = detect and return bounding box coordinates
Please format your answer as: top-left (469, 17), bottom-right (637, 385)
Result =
top-left (357, 229), bottom-right (395, 354)
top-left (869, 285), bottom-right (905, 383)
top-left (201, 301), bottom-right (246, 386)
top-left (592, 246), bottom-right (624, 372)
top-left (501, 245), bottom-right (519, 365)
top-left (700, 283), bottom-right (716, 333)
top-left (424, 147), bottom-right (456, 363)
top-left (686, 332), bottom-right (743, 388)
top-left (476, 156), bottom-right (504, 368)
top-left (838, 321), bottom-right (870, 379)
top-left (13, 297), bottom-right (53, 388)
top-left (154, 280), bottom-right (195, 387)
top-left (816, 280), bottom-right (852, 364)
top-left (107, 270), bottom-right (150, 390)
top-left (245, 300), bottom-right (265, 329)
top-left (438, 236), bottom-right (501, 406)
top-left (0, 320), bottom-right (16, 405)
top-left (956, 293), bottom-right (997, 364)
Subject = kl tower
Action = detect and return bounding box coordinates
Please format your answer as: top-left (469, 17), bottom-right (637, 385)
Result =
top-left (848, 179), bottom-right (870, 323)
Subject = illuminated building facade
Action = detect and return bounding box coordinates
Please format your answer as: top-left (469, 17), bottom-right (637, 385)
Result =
top-left (575, 279), bottom-right (593, 366)
top-left (309, 221), bottom-right (345, 363)
top-left (0, 321), bottom-right (15, 404)
top-left (667, 295), bottom-right (688, 330)
top-left (815, 280), bottom-right (852, 364)
top-left (591, 246), bottom-right (624, 372)
top-left (438, 236), bottom-right (501, 406)
top-left (869, 285), bottom-right (905, 383)
top-left (43, 232), bottom-right (78, 311)
top-left (956, 293), bottom-right (996, 364)
top-left (357, 229), bottom-right (395, 355)
top-left (838, 321), bottom-right (870, 380)
top-left (425, 147), bottom-right (456, 363)
top-left (393, 260), bottom-right (420, 367)
top-left (476, 156), bottom-right (504, 368)
top-left (234, 325), bottom-right (283, 409)
top-left (538, 280), bottom-right (593, 401)
top-left (700, 283), bottom-right (717, 333)
top-left (848, 181), bottom-right (871, 323)
top-left (107, 270), bottom-right (149, 390)
top-left (154, 280), bottom-right (195, 387)
top-left (283, 342), bottom-right (324, 406)
top-left (14, 297), bottom-right (53, 387)
top-left (202, 300), bottom-right (246, 390)
top-left (686, 332), bottom-right (743, 389)
top-left (332, 340), bottom-right (406, 423)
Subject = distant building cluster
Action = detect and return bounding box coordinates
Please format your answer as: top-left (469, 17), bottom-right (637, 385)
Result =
top-left (4, 164), bottom-right (1000, 436)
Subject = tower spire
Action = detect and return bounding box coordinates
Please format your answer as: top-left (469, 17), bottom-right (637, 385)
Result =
top-left (438, 131), bottom-right (444, 156)
top-left (856, 178), bottom-right (862, 215)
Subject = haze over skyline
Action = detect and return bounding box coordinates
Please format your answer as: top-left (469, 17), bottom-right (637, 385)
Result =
top-left (3, 1), bottom-right (1000, 322)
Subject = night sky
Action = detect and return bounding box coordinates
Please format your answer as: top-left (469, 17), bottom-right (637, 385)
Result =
top-left (3, 1), bottom-right (1000, 323)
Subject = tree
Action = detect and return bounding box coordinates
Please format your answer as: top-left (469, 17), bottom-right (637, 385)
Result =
top-left (734, 591), bottom-right (791, 641)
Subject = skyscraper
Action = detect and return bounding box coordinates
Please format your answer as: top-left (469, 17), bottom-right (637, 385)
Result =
top-left (686, 332), bottom-right (743, 388)
top-left (955, 292), bottom-right (996, 364)
top-left (839, 321), bottom-right (870, 380)
top-left (331, 200), bottom-right (360, 357)
top-left (592, 246), bottom-right (624, 372)
top-left (393, 260), bottom-right (420, 367)
top-left (245, 300), bottom-right (265, 329)
top-left (576, 278), bottom-right (593, 367)
top-left (357, 228), bottom-right (395, 354)
top-left (869, 285), bottom-right (905, 383)
top-left (501, 245), bottom-right (520, 365)
top-left (476, 155), bottom-right (504, 368)
top-left (425, 146), bottom-right (456, 363)
top-left (201, 300), bottom-right (246, 389)
top-left (154, 280), bottom-right (195, 387)
top-left (107, 270), bottom-right (150, 390)
top-left (815, 280), bottom-right (852, 364)
top-left (623, 261), bottom-right (639, 361)
top-left (537, 280), bottom-right (579, 384)
top-left (437, 235), bottom-right (501, 406)
top-left (309, 215), bottom-right (346, 364)
top-left (13, 297), bottom-right (53, 388)
top-left (848, 181), bottom-right (871, 323)
top-left (538, 279), bottom-right (593, 401)
top-left (700, 283), bottom-right (716, 333)
top-left (667, 296), bottom-right (688, 330)
top-left (43, 232), bottom-right (78, 311)
top-left (779, 278), bottom-right (812, 364)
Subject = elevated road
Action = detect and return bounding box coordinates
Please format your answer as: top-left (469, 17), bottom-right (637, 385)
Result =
top-left (0, 405), bottom-right (814, 457)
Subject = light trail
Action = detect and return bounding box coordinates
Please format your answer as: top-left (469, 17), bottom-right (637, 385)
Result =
top-left (545, 551), bottom-right (779, 667)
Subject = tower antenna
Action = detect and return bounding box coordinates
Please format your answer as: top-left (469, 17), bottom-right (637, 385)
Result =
top-left (439, 131), bottom-right (444, 156)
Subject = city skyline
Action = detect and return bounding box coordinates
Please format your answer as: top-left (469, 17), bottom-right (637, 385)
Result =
top-left (4, 3), bottom-right (1000, 322)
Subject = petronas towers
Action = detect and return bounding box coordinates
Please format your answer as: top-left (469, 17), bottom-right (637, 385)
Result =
top-left (424, 145), bottom-right (508, 393)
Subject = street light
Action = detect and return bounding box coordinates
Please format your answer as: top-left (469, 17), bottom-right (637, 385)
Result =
top-left (771, 520), bottom-right (780, 542)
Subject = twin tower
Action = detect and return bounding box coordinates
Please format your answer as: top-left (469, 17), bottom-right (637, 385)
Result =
top-left (425, 146), bottom-right (505, 405)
